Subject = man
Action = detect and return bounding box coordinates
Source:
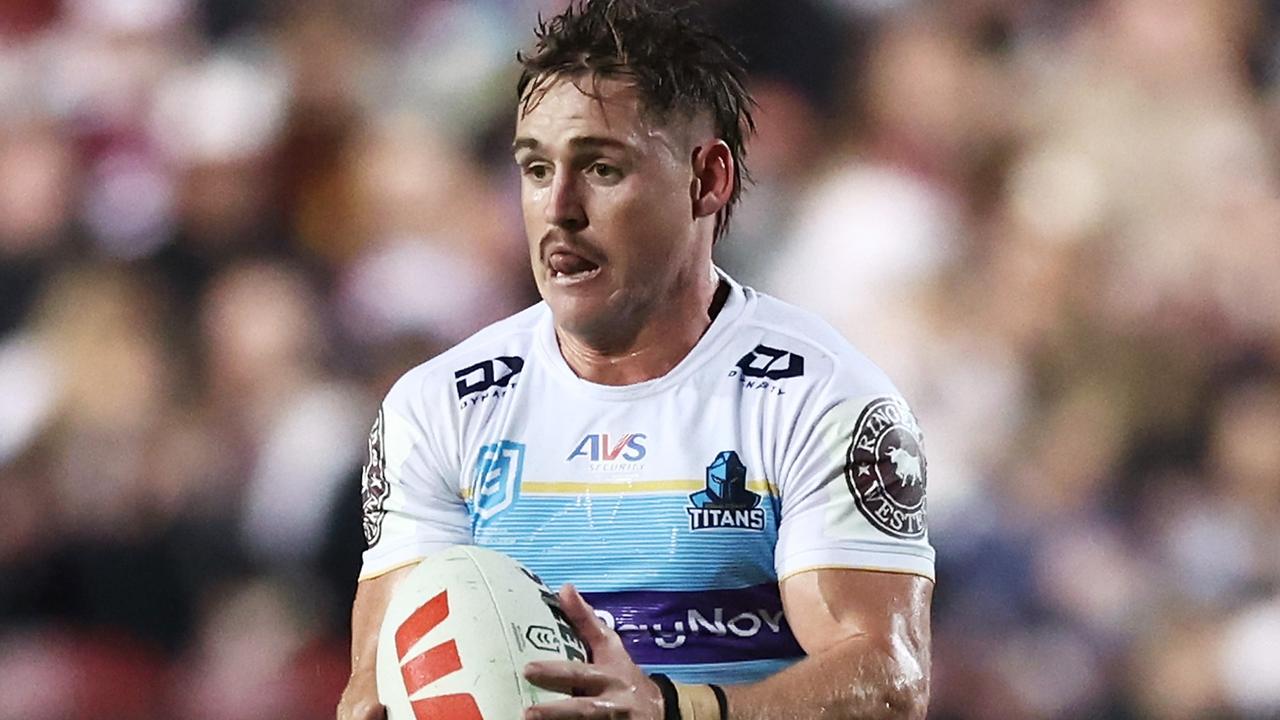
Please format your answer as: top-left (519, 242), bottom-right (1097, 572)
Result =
top-left (338, 1), bottom-right (933, 718)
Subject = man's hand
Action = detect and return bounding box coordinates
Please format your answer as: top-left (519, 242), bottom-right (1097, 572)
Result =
top-left (523, 585), bottom-right (664, 720)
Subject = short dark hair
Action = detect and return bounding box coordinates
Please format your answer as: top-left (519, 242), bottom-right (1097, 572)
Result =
top-left (517, 0), bottom-right (756, 240)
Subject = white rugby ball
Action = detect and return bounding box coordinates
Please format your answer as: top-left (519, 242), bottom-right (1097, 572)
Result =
top-left (376, 545), bottom-right (589, 720)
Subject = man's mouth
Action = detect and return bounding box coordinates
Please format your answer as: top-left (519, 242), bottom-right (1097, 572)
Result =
top-left (547, 250), bottom-right (602, 281)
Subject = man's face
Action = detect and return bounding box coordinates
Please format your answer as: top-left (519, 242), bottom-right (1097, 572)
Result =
top-left (514, 75), bottom-right (699, 343)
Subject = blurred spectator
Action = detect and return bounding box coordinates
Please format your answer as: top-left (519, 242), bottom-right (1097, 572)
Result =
top-left (0, 115), bottom-right (76, 336)
top-left (333, 111), bottom-right (530, 348)
top-left (201, 260), bottom-right (369, 567)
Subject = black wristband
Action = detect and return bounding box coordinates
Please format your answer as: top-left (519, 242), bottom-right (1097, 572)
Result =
top-left (649, 673), bottom-right (682, 720)
top-left (708, 684), bottom-right (728, 720)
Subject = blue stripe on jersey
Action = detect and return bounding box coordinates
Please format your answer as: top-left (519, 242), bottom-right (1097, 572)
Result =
top-left (473, 486), bottom-right (795, 678)
top-left (474, 494), bottom-right (780, 592)
top-left (580, 584), bottom-right (804, 666)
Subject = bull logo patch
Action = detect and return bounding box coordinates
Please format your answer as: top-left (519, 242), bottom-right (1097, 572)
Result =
top-left (845, 397), bottom-right (927, 539)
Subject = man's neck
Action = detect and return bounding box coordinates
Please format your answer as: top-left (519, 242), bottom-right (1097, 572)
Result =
top-left (555, 275), bottom-right (730, 386)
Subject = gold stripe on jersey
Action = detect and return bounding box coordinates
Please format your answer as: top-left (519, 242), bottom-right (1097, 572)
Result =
top-left (461, 478), bottom-right (779, 499)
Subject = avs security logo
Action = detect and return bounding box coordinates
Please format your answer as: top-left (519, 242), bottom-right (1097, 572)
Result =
top-left (688, 451), bottom-right (765, 531)
top-left (730, 345), bottom-right (804, 395)
top-left (471, 440), bottom-right (526, 520)
top-left (845, 397), bottom-right (927, 539)
top-left (566, 433), bottom-right (647, 472)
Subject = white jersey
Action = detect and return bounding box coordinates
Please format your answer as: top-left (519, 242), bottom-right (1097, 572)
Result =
top-left (360, 271), bottom-right (933, 684)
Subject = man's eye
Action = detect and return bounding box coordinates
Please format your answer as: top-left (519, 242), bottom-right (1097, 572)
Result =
top-left (523, 163), bottom-right (551, 181)
top-left (589, 163), bottom-right (618, 179)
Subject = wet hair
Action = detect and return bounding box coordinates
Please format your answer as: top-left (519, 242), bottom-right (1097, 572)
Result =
top-left (517, 0), bottom-right (756, 240)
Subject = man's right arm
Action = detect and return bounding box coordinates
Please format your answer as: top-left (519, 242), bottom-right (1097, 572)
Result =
top-left (337, 565), bottom-right (416, 720)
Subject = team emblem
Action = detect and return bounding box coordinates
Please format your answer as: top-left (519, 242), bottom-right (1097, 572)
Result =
top-left (361, 408), bottom-right (390, 548)
top-left (845, 397), bottom-right (927, 539)
top-left (688, 451), bottom-right (765, 531)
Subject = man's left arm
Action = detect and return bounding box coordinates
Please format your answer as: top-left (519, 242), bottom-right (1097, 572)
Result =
top-left (721, 387), bottom-right (934, 719)
top-left (523, 568), bottom-right (930, 720)
top-left (723, 568), bottom-right (931, 720)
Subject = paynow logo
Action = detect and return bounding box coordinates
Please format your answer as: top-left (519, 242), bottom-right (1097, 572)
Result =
top-left (394, 590), bottom-right (481, 719)
top-left (566, 433), bottom-right (647, 463)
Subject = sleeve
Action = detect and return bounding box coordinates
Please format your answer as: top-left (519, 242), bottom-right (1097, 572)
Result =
top-left (359, 374), bottom-right (471, 580)
top-left (774, 387), bottom-right (935, 582)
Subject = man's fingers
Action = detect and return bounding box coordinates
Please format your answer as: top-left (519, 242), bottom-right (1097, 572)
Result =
top-left (558, 584), bottom-right (610, 647)
top-left (524, 659), bottom-right (618, 695)
top-left (524, 696), bottom-right (628, 720)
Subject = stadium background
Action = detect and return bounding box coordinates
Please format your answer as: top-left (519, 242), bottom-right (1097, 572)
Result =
top-left (1, 0), bottom-right (1278, 717)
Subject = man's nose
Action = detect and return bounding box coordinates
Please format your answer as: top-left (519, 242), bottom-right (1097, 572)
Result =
top-left (545, 170), bottom-right (587, 231)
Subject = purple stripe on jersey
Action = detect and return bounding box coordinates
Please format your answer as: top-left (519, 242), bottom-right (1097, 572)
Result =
top-left (581, 584), bottom-right (805, 666)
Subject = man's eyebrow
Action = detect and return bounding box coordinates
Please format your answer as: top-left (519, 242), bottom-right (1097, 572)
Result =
top-left (568, 136), bottom-right (630, 151)
top-left (512, 136), bottom-right (631, 153)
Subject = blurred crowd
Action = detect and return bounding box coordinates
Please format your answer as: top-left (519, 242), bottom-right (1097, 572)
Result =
top-left (0, 0), bottom-right (1278, 718)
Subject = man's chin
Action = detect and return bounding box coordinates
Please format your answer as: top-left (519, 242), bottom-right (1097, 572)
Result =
top-left (547, 295), bottom-right (608, 334)
top-left (545, 289), bottom-right (633, 344)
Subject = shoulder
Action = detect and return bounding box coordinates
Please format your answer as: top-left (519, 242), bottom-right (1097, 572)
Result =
top-left (383, 303), bottom-right (547, 415)
top-left (734, 286), bottom-right (900, 404)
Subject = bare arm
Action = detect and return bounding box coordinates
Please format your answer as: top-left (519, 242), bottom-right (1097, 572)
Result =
top-left (723, 569), bottom-right (933, 720)
top-left (525, 569), bottom-right (932, 720)
top-left (336, 565), bottom-right (416, 720)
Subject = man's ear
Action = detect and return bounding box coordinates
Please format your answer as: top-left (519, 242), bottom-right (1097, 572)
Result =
top-left (690, 140), bottom-right (734, 221)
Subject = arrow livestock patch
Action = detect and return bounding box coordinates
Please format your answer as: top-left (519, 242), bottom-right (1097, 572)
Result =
top-left (844, 397), bottom-right (927, 539)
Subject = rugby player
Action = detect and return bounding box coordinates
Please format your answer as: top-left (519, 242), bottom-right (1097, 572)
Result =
top-left (338, 1), bottom-right (933, 718)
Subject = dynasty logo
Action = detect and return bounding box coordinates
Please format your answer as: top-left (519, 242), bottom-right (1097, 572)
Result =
top-left (454, 356), bottom-right (524, 407)
top-left (729, 345), bottom-right (805, 396)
